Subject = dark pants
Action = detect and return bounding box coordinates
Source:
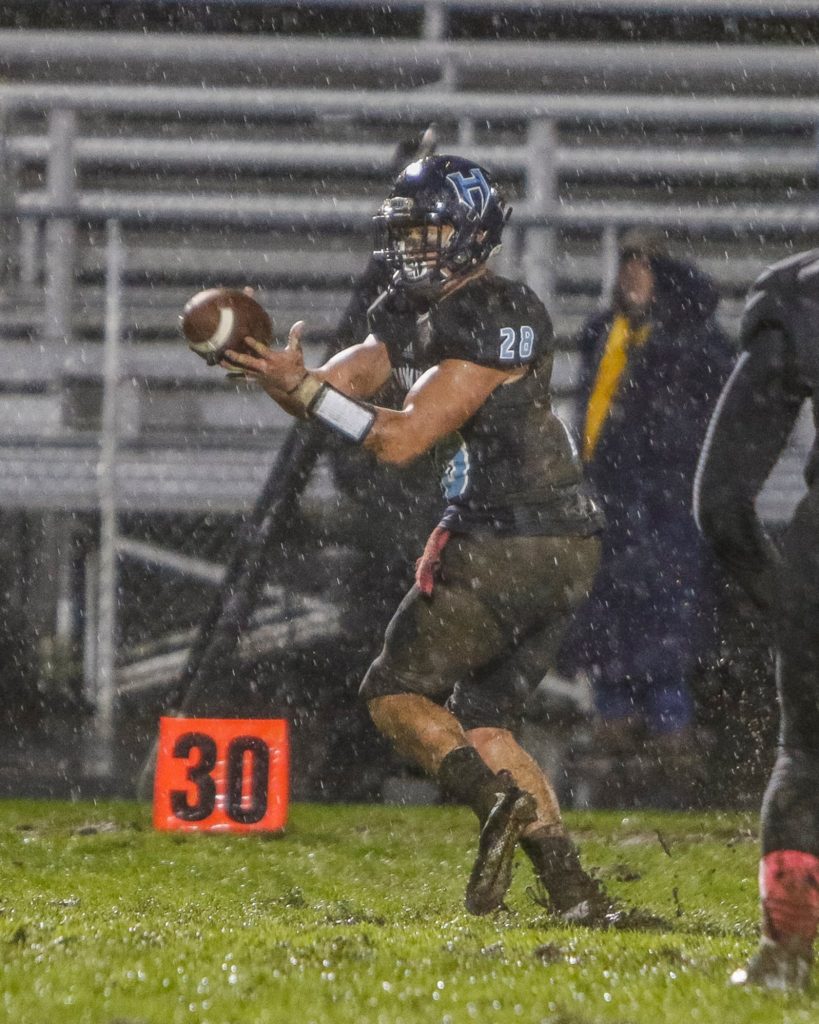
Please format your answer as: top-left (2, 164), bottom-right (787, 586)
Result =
top-left (359, 532), bottom-right (600, 732)
top-left (562, 521), bottom-right (715, 735)
top-left (763, 486), bottom-right (819, 856)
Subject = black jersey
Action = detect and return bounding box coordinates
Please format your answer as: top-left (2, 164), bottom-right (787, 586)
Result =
top-left (694, 249), bottom-right (819, 609)
top-left (368, 272), bottom-right (603, 537)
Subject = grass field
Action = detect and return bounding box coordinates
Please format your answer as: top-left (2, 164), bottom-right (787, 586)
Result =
top-left (1, 800), bottom-right (817, 1024)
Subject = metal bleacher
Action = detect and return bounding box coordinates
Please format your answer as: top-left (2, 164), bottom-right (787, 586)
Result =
top-left (0, 3), bottom-right (816, 777)
top-left (1, 28), bottom-right (816, 505)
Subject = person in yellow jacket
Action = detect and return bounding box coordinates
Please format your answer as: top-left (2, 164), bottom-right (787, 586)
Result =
top-left (560, 228), bottom-right (734, 807)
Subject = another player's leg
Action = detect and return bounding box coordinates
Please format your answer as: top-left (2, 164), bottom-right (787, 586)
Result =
top-left (733, 498), bottom-right (819, 990)
top-left (731, 747), bottom-right (819, 991)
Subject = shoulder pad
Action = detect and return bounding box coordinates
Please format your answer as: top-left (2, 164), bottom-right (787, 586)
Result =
top-left (433, 276), bottom-right (552, 368)
top-left (739, 248), bottom-right (819, 350)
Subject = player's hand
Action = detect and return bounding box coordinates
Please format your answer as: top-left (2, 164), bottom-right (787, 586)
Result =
top-left (221, 320), bottom-right (308, 396)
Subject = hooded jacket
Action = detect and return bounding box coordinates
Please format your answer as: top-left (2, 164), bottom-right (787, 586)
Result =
top-left (575, 254), bottom-right (735, 554)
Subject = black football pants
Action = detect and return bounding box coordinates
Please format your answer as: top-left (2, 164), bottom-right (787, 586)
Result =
top-left (762, 485), bottom-right (819, 856)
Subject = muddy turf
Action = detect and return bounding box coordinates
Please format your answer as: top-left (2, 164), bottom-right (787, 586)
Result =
top-left (1, 801), bottom-right (816, 1024)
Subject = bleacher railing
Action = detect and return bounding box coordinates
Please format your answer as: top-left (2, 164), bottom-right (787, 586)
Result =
top-left (4, 82), bottom-right (819, 349)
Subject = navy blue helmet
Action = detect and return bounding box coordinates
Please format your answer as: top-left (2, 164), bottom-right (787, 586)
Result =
top-left (373, 154), bottom-right (510, 293)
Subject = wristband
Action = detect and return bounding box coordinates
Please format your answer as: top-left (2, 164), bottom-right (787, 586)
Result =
top-left (285, 375), bottom-right (375, 443)
top-left (309, 384), bottom-right (376, 444)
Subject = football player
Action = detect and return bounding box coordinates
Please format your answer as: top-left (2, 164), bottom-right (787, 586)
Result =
top-left (695, 249), bottom-right (819, 990)
top-left (226, 155), bottom-right (611, 920)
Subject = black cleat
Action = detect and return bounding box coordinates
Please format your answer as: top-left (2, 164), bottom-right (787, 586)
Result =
top-left (530, 876), bottom-right (620, 928)
top-left (731, 937), bottom-right (813, 992)
top-left (551, 872), bottom-right (619, 927)
top-left (526, 835), bottom-right (619, 928)
top-left (556, 893), bottom-right (621, 928)
top-left (465, 787), bottom-right (537, 916)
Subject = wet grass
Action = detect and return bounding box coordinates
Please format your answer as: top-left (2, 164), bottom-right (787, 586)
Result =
top-left (1, 801), bottom-right (817, 1023)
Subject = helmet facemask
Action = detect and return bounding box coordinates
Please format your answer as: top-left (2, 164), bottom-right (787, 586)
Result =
top-left (375, 200), bottom-right (460, 294)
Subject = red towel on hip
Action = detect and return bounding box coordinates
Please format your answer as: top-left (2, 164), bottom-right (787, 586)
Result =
top-left (415, 526), bottom-right (451, 596)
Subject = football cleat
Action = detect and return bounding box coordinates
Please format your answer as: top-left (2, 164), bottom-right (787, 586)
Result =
top-left (730, 936), bottom-right (813, 992)
top-left (464, 786), bottom-right (537, 916)
top-left (531, 873), bottom-right (620, 928)
top-left (525, 832), bottom-right (619, 928)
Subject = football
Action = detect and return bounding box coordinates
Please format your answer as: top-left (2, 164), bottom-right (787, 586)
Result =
top-left (181, 287), bottom-right (274, 365)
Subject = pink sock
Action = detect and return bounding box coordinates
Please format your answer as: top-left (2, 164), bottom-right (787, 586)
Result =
top-left (760, 850), bottom-right (819, 944)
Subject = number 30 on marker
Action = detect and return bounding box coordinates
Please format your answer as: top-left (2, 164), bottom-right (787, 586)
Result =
top-left (153, 717), bottom-right (289, 833)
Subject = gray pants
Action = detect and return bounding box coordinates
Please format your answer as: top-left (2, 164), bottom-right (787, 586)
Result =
top-left (360, 532), bottom-right (600, 732)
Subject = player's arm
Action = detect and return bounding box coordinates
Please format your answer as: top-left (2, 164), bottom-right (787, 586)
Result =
top-left (229, 318), bottom-right (514, 461)
top-left (363, 358), bottom-right (516, 466)
top-left (224, 320), bottom-right (392, 416)
top-left (693, 325), bottom-right (806, 610)
top-left (310, 334), bottom-right (392, 397)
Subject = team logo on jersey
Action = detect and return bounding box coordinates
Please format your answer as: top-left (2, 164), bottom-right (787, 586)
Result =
top-left (446, 168), bottom-right (491, 216)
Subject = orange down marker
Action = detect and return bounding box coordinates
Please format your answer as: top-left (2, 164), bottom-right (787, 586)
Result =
top-left (153, 717), bottom-right (289, 833)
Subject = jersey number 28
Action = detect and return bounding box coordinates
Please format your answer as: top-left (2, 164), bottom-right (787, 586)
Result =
top-left (499, 326), bottom-right (535, 362)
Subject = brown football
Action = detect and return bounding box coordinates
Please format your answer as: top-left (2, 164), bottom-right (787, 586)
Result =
top-left (181, 287), bottom-right (274, 365)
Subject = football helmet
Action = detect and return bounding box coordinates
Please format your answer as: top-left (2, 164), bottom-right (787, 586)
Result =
top-left (373, 154), bottom-right (510, 293)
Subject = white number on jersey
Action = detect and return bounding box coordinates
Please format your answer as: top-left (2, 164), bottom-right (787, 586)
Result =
top-left (499, 325), bottom-right (535, 362)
